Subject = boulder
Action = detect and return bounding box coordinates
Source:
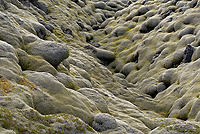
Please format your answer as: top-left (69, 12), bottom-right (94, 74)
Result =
top-left (22, 34), bottom-right (38, 44)
top-left (76, 0), bottom-right (85, 7)
top-left (140, 16), bottom-right (161, 33)
top-left (145, 10), bottom-right (156, 18)
top-left (166, 23), bottom-right (175, 33)
top-left (115, 119), bottom-right (144, 134)
top-left (50, 115), bottom-right (97, 134)
top-left (107, 2), bottom-right (117, 8)
top-left (93, 48), bottom-right (115, 63)
top-left (74, 76), bottom-right (92, 88)
top-left (182, 44), bottom-right (194, 63)
top-left (0, 40), bottom-right (18, 63)
top-left (172, 49), bottom-right (184, 65)
top-left (27, 55), bottom-right (58, 76)
top-left (188, 98), bottom-right (200, 119)
top-left (36, 1), bottom-right (49, 14)
top-left (132, 34), bottom-right (144, 42)
top-left (94, 13), bottom-right (105, 23)
top-left (71, 65), bottom-right (91, 81)
top-left (112, 26), bottom-right (129, 37)
top-left (92, 113), bottom-right (117, 132)
top-left (93, 1), bottom-right (106, 9)
top-left (31, 22), bottom-right (46, 39)
top-left (92, 25), bottom-right (100, 30)
top-left (125, 10), bottom-right (138, 21)
top-left (185, 35), bottom-right (195, 45)
top-left (44, 23), bottom-right (54, 33)
top-left (159, 68), bottom-right (177, 86)
top-left (137, 6), bottom-right (149, 15)
top-left (157, 82), bottom-right (166, 93)
top-left (27, 40), bottom-right (69, 67)
top-left (113, 73), bottom-right (125, 79)
top-left (101, 18), bottom-right (114, 28)
top-left (163, 58), bottom-right (173, 69)
top-left (146, 84), bottom-right (158, 98)
top-left (122, 62), bottom-right (137, 76)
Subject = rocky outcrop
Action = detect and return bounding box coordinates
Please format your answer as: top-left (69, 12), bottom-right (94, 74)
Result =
top-left (0, 0), bottom-right (200, 133)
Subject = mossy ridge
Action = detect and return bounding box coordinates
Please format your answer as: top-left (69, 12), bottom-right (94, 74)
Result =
top-left (53, 27), bottom-right (68, 42)
top-left (23, 109), bottom-right (96, 133)
top-left (0, 107), bottom-right (33, 133)
top-left (0, 107), bottom-right (96, 133)
top-left (157, 123), bottom-right (200, 133)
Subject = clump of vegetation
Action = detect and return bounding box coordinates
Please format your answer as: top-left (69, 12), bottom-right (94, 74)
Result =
top-left (53, 27), bottom-right (68, 42)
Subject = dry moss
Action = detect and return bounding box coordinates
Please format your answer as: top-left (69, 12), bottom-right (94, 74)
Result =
top-left (18, 77), bottom-right (37, 91)
top-left (0, 75), bottom-right (14, 96)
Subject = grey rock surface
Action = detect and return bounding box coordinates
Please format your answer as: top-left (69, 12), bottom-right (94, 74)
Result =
top-left (27, 40), bottom-right (69, 66)
top-left (92, 113), bottom-right (117, 132)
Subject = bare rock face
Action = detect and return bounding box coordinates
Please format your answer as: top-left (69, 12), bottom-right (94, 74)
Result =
top-left (1, 0), bottom-right (200, 133)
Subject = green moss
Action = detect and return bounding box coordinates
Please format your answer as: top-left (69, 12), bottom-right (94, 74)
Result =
top-left (158, 123), bottom-right (200, 134)
top-left (0, 107), bottom-right (95, 133)
top-left (53, 27), bottom-right (67, 42)
top-left (38, 125), bottom-right (45, 129)
top-left (1, 119), bottom-right (12, 129)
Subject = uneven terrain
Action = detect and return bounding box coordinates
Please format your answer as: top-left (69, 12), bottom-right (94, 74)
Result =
top-left (0, 0), bottom-right (200, 133)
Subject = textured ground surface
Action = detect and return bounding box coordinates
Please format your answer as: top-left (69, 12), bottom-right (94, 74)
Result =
top-left (0, 0), bottom-right (200, 133)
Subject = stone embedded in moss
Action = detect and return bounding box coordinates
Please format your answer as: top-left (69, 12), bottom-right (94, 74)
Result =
top-left (93, 48), bottom-right (116, 64)
top-left (55, 72), bottom-right (76, 89)
top-left (140, 16), bottom-right (161, 33)
top-left (27, 40), bottom-right (69, 67)
top-left (92, 113), bottom-right (117, 132)
top-left (93, 1), bottom-right (106, 9)
top-left (31, 22), bottom-right (46, 39)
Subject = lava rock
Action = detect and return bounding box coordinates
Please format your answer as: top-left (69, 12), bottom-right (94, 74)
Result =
top-left (93, 48), bottom-right (116, 63)
top-left (31, 22), bottom-right (46, 39)
top-left (92, 113), bottom-right (117, 132)
top-left (182, 44), bottom-right (194, 63)
top-left (92, 25), bottom-right (100, 30)
top-left (27, 41), bottom-right (69, 67)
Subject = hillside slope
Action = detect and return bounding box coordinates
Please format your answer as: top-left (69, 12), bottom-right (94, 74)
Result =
top-left (0, 0), bottom-right (200, 133)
